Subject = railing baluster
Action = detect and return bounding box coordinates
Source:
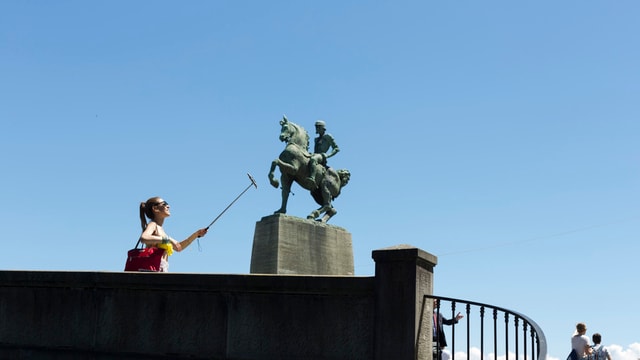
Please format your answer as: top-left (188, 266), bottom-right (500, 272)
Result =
top-left (515, 317), bottom-right (520, 360)
top-left (436, 300), bottom-right (441, 360)
top-left (466, 304), bottom-right (471, 360)
top-left (532, 325), bottom-right (537, 360)
top-left (493, 308), bottom-right (498, 360)
top-left (523, 321), bottom-right (528, 360)
top-left (481, 306), bottom-right (485, 360)
top-left (504, 313), bottom-right (509, 360)
top-left (451, 301), bottom-right (457, 360)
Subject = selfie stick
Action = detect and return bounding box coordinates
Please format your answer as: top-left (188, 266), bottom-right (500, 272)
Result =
top-left (202, 173), bottom-right (258, 233)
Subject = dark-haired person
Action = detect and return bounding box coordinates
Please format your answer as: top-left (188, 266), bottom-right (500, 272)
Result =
top-left (433, 299), bottom-right (464, 360)
top-left (139, 197), bottom-right (207, 272)
top-left (592, 333), bottom-right (612, 360)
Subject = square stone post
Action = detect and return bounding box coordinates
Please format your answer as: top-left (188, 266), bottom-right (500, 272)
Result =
top-left (372, 245), bottom-right (438, 360)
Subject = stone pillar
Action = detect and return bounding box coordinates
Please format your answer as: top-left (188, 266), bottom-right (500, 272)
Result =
top-left (250, 214), bottom-right (354, 275)
top-left (372, 245), bottom-right (438, 360)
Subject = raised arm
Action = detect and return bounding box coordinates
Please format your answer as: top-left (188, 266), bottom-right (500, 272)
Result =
top-left (175, 228), bottom-right (208, 252)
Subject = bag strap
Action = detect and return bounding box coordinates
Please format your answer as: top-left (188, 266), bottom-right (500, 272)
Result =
top-left (135, 222), bottom-right (156, 249)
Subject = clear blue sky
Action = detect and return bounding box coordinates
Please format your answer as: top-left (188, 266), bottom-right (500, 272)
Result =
top-left (1, 2), bottom-right (638, 359)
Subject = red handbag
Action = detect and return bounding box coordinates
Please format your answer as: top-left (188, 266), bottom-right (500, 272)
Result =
top-left (124, 240), bottom-right (165, 272)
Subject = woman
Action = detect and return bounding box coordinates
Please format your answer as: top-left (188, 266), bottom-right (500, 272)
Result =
top-left (139, 196), bottom-right (208, 272)
top-left (571, 322), bottom-right (593, 359)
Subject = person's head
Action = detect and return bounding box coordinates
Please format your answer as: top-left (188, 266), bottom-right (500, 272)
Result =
top-left (315, 120), bottom-right (326, 134)
top-left (139, 197), bottom-right (171, 230)
top-left (592, 333), bottom-right (602, 344)
top-left (576, 322), bottom-right (587, 335)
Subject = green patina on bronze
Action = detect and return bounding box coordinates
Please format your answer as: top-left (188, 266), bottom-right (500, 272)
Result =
top-left (268, 115), bottom-right (350, 223)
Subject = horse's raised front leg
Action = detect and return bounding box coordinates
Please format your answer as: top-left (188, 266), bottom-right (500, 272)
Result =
top-left (268, 160), bottom-right (280, 188)
top-left (273, 158), bottom-right (299, 175)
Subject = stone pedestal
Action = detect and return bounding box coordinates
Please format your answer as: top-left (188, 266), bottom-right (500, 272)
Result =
top-left (250, 214), bottom-right (354, 275)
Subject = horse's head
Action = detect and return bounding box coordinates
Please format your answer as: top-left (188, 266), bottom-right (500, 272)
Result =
top-left (278, 115), bottom-right (309, 150)
top-left (279, 116), bottom-right (293, 143)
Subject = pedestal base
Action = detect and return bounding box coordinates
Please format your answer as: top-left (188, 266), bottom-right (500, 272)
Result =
top-left (250, 214), bottom-right (354, 275)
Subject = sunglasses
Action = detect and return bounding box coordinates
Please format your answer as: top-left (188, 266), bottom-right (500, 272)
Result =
top-left (154, 201), bottom-right (169, 207)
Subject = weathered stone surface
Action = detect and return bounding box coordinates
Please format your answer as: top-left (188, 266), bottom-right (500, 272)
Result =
top-left (372, 244), bottom-right (438, 360)
top-left (250, 214), bottom-right (354, 275)
top-left (0, 245), bottom-right (439, 360)
top-left (0, 270), bottom-right (375, 359)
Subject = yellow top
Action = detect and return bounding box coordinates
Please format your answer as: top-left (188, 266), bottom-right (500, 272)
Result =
top-left (157, 243), bottom-right (174, 256)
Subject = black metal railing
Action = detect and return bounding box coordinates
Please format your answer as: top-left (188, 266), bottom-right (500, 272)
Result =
top-left (422, 295), bottom-right (547, 360)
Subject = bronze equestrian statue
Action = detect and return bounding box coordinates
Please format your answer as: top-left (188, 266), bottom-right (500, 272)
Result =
top-left (268, 115), bottom-right (350, 223)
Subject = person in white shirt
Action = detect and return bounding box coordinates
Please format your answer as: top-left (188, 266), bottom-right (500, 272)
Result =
top-left (571, 323), bottom-right (594, 359)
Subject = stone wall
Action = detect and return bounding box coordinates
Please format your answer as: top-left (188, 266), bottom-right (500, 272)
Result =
top-left (0, 245), bottom-right (436, 360)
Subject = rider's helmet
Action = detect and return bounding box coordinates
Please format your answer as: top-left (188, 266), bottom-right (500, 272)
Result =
top-left (315, 120), bottom-right (326, 128)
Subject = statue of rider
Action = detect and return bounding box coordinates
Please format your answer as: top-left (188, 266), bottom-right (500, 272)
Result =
top-left (306, 120), bottom-right (340, 190)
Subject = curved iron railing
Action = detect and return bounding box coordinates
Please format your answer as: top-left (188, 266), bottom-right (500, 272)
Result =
top-left (422, 295), bottom-right (547, 360)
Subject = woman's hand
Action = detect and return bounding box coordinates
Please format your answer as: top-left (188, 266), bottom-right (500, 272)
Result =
top-left (194, 228), bottom-right (208, 238)
top-left (177, 228), bottom-right (208, 251)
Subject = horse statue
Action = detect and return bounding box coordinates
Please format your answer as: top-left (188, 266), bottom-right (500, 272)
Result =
top-left (268, 115), bottom-right (350, 223)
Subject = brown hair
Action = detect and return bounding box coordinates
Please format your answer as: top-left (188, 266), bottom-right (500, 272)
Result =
top-left (139, 196), bottom-right (162, 230)
top-left (576, 322), bottom-right (587, 333)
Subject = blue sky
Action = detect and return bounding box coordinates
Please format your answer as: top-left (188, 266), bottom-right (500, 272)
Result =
top-left (1, 1), bottom-right (638, 359)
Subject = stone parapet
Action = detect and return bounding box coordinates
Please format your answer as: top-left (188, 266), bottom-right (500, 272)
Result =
top-left (0, 270), bottom-right (374, 359)
top-left (0, 244), bottom-right (438, 359)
